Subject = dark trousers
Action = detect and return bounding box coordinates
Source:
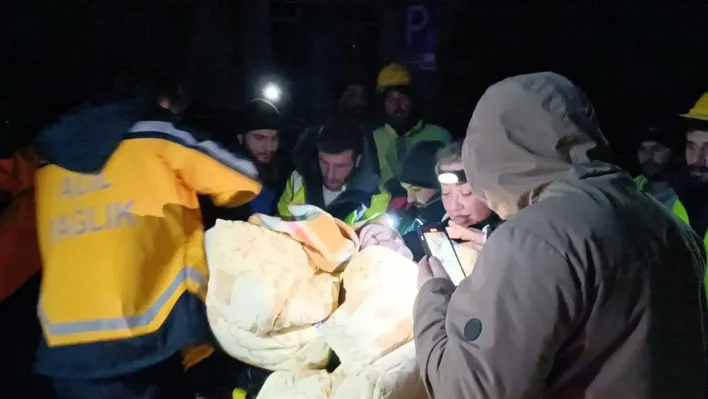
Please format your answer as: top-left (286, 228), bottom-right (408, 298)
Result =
top-left (51, 355), bottom-right (191, 399)
top-left (0, 272), bottom-right (54, 399)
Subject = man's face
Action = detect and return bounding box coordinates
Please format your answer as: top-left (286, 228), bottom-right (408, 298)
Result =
top-left (402, 183), bottom-right (439, 208)
top-left (439, 163), bottom-right (492, 226)
top-left (637, 140), bottom-right (673, 181)
top-left (686, 130), bottom-right (708, 184)
top-left (338, 84), bottom-right (368, 118)
top-left (384, 90), bottom-right (412, 127)
top-left (241, 129), bottom-right (279, 164)
top-left (319, 150), bottom-right (358, 191)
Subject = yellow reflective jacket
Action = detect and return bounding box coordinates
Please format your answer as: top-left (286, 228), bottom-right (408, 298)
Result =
top-left (35, 116), bottom-right (261, 352)
top-left (277, 170), bottom-right (390, 225)
top-left (635, 175), bottom-right (708, 294)
top-left (373, 120), bottom-right (452, 186)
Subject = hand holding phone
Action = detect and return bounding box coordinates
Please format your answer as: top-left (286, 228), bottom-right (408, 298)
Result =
top-left (418, 224), bottom-right (466, 285)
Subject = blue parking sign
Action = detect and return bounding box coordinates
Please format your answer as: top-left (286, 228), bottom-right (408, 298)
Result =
top-left (403, 3), bottom-right (438, 71)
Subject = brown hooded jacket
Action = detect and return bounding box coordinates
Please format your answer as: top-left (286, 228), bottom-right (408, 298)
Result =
top-left (414, 72), bottom-right (707, 398)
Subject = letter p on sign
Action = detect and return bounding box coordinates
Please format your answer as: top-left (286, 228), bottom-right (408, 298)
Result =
top-left (406, 5), bottom-right (429, 47)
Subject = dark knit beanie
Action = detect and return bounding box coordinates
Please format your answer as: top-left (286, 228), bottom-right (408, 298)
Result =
top-left (241, 99), bottom-right (280, 134)
top-left (639, 118), bottom-right (684, 153)
top-left (398, 141), bottom-right (445, 189)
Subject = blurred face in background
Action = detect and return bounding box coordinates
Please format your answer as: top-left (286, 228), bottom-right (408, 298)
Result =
top-left (402, 183), bottom-right (438, 208)
top-left (240, 129), bottom-right (279, 164)
top-left (319, 150), bottom-right (359, 191)
top-left (637, 140), bottom-right (673, 181)
top-left (384, 89), bottom-right (413, 128)
top-left (439, 162), bottom-right (492, 227)
top-left (338, 84), bottom-right (369, 119)
top-left (686, 130), bottom-right (708, 184)
top-left (157, 86), bottom-right (190, 115)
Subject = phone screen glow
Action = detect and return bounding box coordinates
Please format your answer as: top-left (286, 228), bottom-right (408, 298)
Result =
top-left (423, 231), bottom-right (466, 285)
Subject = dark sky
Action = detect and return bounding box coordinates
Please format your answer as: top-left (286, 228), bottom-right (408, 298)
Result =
top-left (2, 0), bottom-right (707, 173)
top-left (437, 2), bottom-right (708, 171)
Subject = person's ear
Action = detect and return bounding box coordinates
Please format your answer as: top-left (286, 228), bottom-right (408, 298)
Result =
top-left (237, 134), bottom-right (244, 144)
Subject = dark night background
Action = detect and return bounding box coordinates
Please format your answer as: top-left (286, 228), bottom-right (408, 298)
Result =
top-left (1, 0), bottom-right (707, 175)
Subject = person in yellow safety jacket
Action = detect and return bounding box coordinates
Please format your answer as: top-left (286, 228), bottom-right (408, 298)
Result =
top-left (33, 91), bottom-right (261, 398)
top-left (673, 93), bottom-right (708, 295)
top-left (636, 94), bottom-right (708, 296)
top-left (278, 117), bottom-right (390, 225)
top-left (372, 63), bottom-right (452, 195)
top-left (633, 120), bottom-right (682, 209)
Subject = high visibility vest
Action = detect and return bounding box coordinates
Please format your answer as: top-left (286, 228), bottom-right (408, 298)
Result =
top-left (277, 171), bottom-right (391, 225)
top-left (35, 121), bottom-right (261, 347)
top-left (635, 175), bottom-right (708, 294)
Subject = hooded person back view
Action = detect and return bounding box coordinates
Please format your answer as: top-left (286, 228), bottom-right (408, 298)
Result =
top-left (33, 67), bottom-right (262, 398)
top-left (413, 72), bottom-right (707, 398)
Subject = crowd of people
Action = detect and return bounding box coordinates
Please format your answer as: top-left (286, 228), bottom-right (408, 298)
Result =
top-left (1, 62), bottom-right (708, 398)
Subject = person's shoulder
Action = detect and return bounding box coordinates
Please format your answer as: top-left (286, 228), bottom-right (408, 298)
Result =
top-left (504, 175), bottom-right (684, 260)
top-left (372, 124), bottom-right (389, 134)
top-left (423, 123), bottom-right (451, 134)
top-left (420, 123), bottom-right (452, 140)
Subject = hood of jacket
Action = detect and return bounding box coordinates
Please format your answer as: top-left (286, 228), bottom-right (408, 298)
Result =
top-left (37, 99), bottom-right (154, 173)
top-left (462, 72), bottom-right (618, 219)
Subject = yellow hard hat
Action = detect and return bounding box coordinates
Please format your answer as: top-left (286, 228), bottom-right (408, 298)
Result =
top-left (376, 63), bottom-right (411, 92)
top-left (682, 93), bottom-right (708, 122)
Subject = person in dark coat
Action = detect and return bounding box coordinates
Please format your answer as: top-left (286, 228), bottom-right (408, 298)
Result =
top-left (191, 99), bottom-right (294, 228)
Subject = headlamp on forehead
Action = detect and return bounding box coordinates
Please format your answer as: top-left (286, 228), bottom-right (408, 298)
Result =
top-left (438, 170), bottom-right (467, 185)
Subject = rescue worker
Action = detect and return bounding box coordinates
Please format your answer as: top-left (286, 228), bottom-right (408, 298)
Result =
top-left (372, 63), bottom-right (452, 194)
top-left (415, 72), bottom-right (706, 398)
top-left (197, 99), bottom-right (293, 228)
top-left (294, 74), bottom-right (381, 195)
top-left (336, 74), bottom-right (374, 122)
top-left (673, 93), bottom-right (708, 281)
top-left (278, 117), bottom-right (390, 225)
top-left (232, 99), bottom-right (292, 207)
top-left (0, 145), bottom-right (53, 398)
top-left (634, 121), bottom-right (681, 208)
top-left (33, 71), bottom-right (261, 398)
top-left (393, 141), bottom-right (447, 258)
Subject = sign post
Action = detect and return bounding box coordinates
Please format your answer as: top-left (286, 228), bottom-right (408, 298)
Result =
top-left (403, 2), bottom-right (438, 71)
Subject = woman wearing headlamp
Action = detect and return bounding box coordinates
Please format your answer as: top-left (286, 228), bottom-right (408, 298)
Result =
top-left (404, 141), bottom-right (501, 261)
top-left (437, 142), bottom-right (501, 252)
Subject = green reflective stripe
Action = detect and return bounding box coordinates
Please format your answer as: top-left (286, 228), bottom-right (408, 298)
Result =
top-left (672, 199), bottom-right (689, 224)
top-left (672, 199), bottom-right (708, 297)
top-left (343, 209), bottom-right (360, 225)
top-left (634, 175), bottom-right (649, 191)
top-left (39, 267), bottom-right (207, 336)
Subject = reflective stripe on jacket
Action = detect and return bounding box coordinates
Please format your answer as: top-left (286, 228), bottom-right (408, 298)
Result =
top-left (277, 171), bottom-right (390, 225)
top-left (35, 121), bottom-right (261, 349)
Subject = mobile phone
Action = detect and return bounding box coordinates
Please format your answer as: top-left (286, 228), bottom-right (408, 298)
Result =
top-left (417, 224), bottom-right (466, 286)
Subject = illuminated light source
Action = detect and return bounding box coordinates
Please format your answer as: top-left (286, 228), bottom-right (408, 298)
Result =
top-left (262, 83), bottom-right (281, 103)
top-left (437, 170), bottom-right (467, 185)
top-left (438, 172), bottom-right (460, 184)
top-left (383, 214), bottom-right (398, 229)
